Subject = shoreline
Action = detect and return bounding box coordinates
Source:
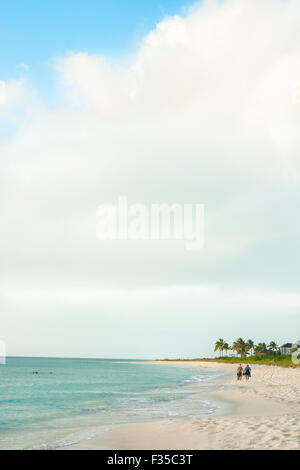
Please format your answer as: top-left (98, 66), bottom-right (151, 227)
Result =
top-left (153, 358), bottom-right (300, 368)
top-left (62, 361), bottom-right (300, 450)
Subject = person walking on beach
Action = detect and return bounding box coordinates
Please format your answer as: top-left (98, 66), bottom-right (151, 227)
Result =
top-left (244, 364), bottom-right (251, 381)
top-left (237, 364), bottom-right (243, 381)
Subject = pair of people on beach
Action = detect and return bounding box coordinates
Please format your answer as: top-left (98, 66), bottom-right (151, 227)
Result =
top-left (237, 364), bottom-right (251, 381)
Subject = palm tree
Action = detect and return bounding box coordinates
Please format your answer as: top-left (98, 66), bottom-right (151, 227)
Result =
top-left (223, 342), bottom-right (230, 357)
top-left (232, 338), bottom-right (248, 357)
top-left (232, 340), bottom-right (238, 356)
top-left (214, 338), bottom-right (226, 357)
top-left (268, 341), bottom-right (279, 354)
top-left (254, 342), bottom-right (267, 355)
top-left (214, 339), bottom-right (221, 356)
top-left (246, 339), bottom-right (255, 356)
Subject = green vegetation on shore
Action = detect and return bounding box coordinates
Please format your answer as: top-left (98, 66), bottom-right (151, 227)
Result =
top-left (159, 337), bottom-right (300, 367)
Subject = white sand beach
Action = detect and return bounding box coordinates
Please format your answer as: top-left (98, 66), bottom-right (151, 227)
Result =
top-left (64, 361), bottom-right (300, 450)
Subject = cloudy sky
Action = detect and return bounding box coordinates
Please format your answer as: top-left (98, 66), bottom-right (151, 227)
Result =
top-left (1, 0), bottom-right (300, 358)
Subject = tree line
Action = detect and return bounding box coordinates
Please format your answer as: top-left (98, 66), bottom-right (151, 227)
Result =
top-left (214, 338), bottom-right (280, 357)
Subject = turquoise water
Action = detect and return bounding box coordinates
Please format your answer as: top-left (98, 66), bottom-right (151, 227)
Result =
top-left (0, 357), bottom-right (223, 449)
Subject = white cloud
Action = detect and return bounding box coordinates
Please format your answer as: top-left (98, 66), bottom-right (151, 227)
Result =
top-left (16, 63), bottom-right (29, 71)
top-left (1, 280), bottom-right (299, 358)
top-left (0, 78), bottom-right (40, 130)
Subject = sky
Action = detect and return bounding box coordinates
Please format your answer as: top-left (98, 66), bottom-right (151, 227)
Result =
top-left (0, 0), bottom-right (195, 109)
top-left (0, 1), bottom-right (193, 77)
top-left (1, 0), bottom-right (300, 359)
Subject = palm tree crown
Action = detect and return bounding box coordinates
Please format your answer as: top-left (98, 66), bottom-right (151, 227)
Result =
top-left (246, 339), bottom-right (255, 355)
top-left (254, 342), bottom-right (267, 354)
top-left (214, 338), bottom-right (226, 356)
top-left (232, 338), bottom-right (248, 357)
top-left (268, 341), bottom-right (279, 353)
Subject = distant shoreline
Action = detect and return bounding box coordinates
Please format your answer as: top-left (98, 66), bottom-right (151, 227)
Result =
top-left (155, 356), bottom-right (299, 368)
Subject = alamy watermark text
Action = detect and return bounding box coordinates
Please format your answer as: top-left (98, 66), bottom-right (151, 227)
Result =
top-left (96, 197), bottom-right (204, 251)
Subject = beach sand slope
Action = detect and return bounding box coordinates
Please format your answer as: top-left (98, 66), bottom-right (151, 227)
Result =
top-left (64, 362), bottom-right (300, 450)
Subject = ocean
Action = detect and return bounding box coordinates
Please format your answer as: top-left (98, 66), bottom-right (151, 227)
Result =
top-left (0, 357), bottom-right (226, 450)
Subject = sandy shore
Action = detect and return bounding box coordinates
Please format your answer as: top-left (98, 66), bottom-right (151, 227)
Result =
top-left (63, 361), bottom-right (300, 450)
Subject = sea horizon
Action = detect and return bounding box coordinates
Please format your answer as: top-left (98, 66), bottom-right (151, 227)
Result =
top-left (3, 356), bottom-right (154, 361)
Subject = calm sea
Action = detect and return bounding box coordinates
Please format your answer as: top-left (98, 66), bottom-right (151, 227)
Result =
top-left (0, 357), bottom-right (225, 449)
